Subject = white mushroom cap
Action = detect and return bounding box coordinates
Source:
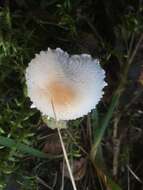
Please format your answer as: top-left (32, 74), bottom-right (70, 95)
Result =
top-left (25, 48), bottom-right (107, 120)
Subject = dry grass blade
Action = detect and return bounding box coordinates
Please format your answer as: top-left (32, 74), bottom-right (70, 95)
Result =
top-left (51, 100), bottom-right (77, 190)
top-left (58, 128), bottom-right (77, 190)
top-left (127, 165), bottom-right (143, 184)
top-left (36, 176), bottom-right (53, 190)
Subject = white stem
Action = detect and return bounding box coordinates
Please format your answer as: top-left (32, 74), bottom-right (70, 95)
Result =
top-left (51, 99), bottom-right (77, 190)
top-left (57, 128), bottom-right (77, 190)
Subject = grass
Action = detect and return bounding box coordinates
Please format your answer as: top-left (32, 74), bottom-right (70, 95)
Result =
top-left (0, 0), bottom-right (143, 190)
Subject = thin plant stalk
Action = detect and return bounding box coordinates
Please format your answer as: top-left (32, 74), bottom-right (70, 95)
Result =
top-left (61, 160), bottom-right (65, 190)
top-left (51, 100), bottom-right (77, 190)
top-left (58, 128), bottom-right (77, 190)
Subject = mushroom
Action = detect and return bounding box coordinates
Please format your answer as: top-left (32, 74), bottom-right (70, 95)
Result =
top-left (25, 48), bottom-right (107, 121)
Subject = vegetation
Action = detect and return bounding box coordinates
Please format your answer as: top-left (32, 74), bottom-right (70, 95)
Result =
top-left (0, 0), bottom-right (143, 189)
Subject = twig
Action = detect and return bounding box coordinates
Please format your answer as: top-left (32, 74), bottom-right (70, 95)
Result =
top-left (113, 139), bottom-right (121, 178)
top-left (127, 165), bottom-right (130, 190)
top-left (112, 117), bottom-right (121, 178)
top-left (127, 165), bottom-right (143, 184)
top-left (61, 160), bottom-right (65, 190)
top-left (52, 172), bottom-right (58, 188)
top-left (36, 176), bottom-right (53, 190)
top-left (127, 33), bottom-right (135, 60)
top-left (128, 34), bottom-right (143, 66)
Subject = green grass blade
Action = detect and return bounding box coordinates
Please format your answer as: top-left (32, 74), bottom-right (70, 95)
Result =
top-left (0, 135), bottom-right (48, 158)
top-left (91, 94), bottom-right (120, 158)
top-left (107, 176), bottom-right (122, 190)
top-left (92, 160), bottom-right (123, 190)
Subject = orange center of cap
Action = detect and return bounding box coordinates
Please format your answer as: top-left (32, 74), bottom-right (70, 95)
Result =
top-left (48, 81), bottom-right (75, 107)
